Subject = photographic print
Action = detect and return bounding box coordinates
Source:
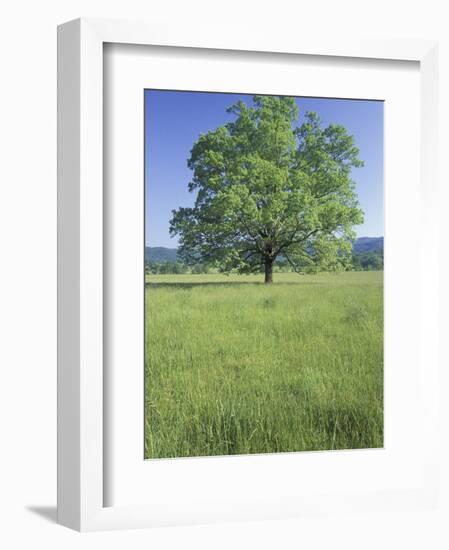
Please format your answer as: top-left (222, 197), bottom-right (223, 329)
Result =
top-left (144, 90), bottom-right (383, 459)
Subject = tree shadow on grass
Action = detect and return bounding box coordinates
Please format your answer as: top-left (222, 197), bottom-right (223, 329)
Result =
top-left (145, 280), bottom-right (324, 290)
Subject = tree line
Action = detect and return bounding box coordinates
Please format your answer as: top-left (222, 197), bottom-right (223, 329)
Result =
top-left (145, 249), bottom-right (383, 275)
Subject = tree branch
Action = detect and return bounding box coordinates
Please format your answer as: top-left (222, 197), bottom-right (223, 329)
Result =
top-left (282, 252), bottom-right (303, 274)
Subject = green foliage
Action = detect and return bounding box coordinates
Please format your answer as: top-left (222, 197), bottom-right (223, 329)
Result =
top-left (352, 250), bottom-right (383, 271)
top-left (146, 261), bottom-right (189, 275)
top-left (191, 262), bottom-right (211, 274)
top-left (146, 260), bottom-right (212, 275)
top-left (170, 96), bottom-right (364, 282)
top-left (144, 271), bottom-right (383, 458)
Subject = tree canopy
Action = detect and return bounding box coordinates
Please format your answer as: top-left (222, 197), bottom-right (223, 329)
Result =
top-left (170, 96), bottom-right (364, 283)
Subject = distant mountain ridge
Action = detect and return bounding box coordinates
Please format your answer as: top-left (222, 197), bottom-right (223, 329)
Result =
top-left (352, 237), bottom-right (384, 254)
top-left (145, 246), bottom-right (178, 263)
top-left (146, 237), bottom-right (383, 263)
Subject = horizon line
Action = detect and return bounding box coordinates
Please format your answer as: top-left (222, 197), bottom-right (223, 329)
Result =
top-left (145, 236), bottom-right (384, 248)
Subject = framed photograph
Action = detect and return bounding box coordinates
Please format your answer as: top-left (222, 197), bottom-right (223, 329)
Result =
top-left (143, 89), bottom-right (384, 458)
top-left (57, 18), bottom-right (440, 531)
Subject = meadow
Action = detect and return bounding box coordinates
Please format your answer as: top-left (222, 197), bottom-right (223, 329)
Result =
top-left (144, 271), bottom-right (383, 459)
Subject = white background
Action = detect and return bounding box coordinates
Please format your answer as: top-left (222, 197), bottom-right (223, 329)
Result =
top-left (1, 1), bottom-right (448, 549)
top-left (105, 45), bottom-right (428, 511)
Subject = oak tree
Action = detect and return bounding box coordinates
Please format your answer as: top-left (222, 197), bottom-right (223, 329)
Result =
top-left (170, 96), bottom-right (364, 283)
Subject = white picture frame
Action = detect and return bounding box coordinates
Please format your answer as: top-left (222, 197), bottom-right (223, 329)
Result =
top-left (57, 17), bottom-right (440, 531)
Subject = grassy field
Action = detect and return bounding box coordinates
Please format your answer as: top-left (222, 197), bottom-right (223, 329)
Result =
top-left (144, 271), bottom-right (383, 459)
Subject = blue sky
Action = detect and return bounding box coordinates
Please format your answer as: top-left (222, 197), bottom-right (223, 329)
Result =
top-left (145, 90), bottom-right (383, 248)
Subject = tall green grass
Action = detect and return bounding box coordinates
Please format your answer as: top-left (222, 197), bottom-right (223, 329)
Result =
top-left (144, 271), bottom-right (383, 458)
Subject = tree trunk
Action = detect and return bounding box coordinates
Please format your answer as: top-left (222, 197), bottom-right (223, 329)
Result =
top-left (264, 258), bottom-right (273, 284)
